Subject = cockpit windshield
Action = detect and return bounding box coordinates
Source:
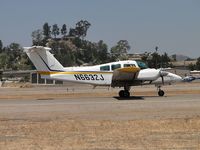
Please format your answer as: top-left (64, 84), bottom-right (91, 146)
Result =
top-left (136, 60), bottom-right (148, 69)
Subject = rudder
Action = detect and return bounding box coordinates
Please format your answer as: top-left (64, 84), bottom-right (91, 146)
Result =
top-left (24, 46), bottom-right (64, 72)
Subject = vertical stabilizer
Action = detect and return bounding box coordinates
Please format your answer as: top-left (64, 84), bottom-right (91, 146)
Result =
top-left (24, 46), bottom-right (64, 72)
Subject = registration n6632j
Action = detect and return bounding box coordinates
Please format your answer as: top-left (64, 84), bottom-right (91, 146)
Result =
top-left (74, 74), bottom-right (104, 81)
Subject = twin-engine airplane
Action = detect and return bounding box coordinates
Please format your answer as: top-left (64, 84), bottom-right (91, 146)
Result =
top-left (24, 46), bottom-right (183, 98)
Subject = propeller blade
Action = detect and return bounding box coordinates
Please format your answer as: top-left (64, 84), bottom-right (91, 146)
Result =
top-left (161, 76), bottom-right (164, 85)
top-left (160, 70), bottom-right (168, 77)
top-left (159, 70), bottom-right (168, 85)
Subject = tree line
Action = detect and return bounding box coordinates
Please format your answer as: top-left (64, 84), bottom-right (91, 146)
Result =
top-left (0, 20), bottom-right (131, 70)
top-left (31, 20), bottom-right (132, 67)
top-left (0, 20), bottom-right (200, 71)
top-left (0, 41), bottom-right (32, 70)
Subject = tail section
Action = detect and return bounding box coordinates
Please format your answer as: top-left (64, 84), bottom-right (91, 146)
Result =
top-left (24, 46), bottom-right (64, 72)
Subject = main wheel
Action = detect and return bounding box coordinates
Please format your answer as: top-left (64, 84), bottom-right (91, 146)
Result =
top-left (119, 90), bottom-right (124, 97)
top-left (124, 90), bottom-right (130, 98)
top-left (158, 90), bottom-right (165, 96)
top-left (119, 90), bottom-right (130, 98)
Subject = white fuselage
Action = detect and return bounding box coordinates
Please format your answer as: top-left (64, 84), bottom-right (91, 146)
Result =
top-left (24, 46), bottom-right (183, 97)
top-left (41, 60), bottom-right (182, 86)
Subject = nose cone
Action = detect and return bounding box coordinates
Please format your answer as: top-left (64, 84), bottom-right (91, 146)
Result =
top-left (173, 74), bottom-right (183, 82)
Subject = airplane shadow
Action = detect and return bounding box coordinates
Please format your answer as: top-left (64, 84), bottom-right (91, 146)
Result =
top-left (114, 96), bottom-right (144, 100)
top-left (114, 95), bottom-right (163, 100)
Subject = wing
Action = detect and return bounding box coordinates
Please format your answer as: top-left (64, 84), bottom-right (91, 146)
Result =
top-left (111, 66), bottom-right (140, 87)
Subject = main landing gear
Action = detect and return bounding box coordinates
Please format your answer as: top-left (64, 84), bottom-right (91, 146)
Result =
top-left (119, 90), bottom-right (130, 98)
top-left (157, 86), bottom-right (165, 97)
top-left (118, 85), bottom-right (165, 98)
top-left (118, 85), bottom-right (130, 98)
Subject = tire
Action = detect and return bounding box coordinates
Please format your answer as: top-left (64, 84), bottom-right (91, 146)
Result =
top-left (119, 90), bottom-right (124, 97)
top-left (158, 90), bottom-right (165, 96)
top-left (124, 90), bottom-right (130, 98)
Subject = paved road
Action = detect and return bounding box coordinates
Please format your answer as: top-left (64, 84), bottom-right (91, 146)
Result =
top-left (1, 84), bottom-right (200, 150)
top-left (0, 93), bottom-right (200, 121)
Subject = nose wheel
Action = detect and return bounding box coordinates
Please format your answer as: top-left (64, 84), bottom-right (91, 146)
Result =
top-left (158, 90), bottom-right (165, 96)
top-left (157, 85), bottom-right (165, 96)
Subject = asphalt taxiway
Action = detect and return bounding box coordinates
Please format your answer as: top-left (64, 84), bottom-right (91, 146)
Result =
top-left (0, 83), bottom-right (200, 149)
top-left (0, 83), bottom-right (200, 121)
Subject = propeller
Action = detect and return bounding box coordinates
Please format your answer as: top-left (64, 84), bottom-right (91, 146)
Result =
top-left (159, 69), bottom-right (168, 85)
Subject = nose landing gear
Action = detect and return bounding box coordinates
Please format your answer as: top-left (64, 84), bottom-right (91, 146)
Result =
top-left (158, 89), bottom-right (165, 96)
top-left (157, 86), bottom-right (165, 96)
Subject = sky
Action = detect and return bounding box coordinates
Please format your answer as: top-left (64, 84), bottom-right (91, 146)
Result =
top-left (0, 0), bottom-right (200, 58)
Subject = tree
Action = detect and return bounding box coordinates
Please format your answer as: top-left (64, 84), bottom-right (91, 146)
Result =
top-left (110, 40), bottom-right (130, 60)
top-left (31, 29), bottom-right (44, 46)
top-left (47, 40), bottom-right (77, 67)
top-left (196, 57), bottom-right (200, 70)
top-left (0, 43), bottom-right (22, 70)
top-left (188, 63), bottom-right (196, 71)
top-left (0, 40), bottom-right (3, 52)
top-left (75, 20), bottom-right (91, 39)
top-left (8, 43), bottom-right (23, 70)
top-left (148, 52), bottom-right (161, 68)
top-left (68, 28), bottom-right (77, 37)
top-left (43, 22), bottom-right (51, 39)
top-left (111, 40), bottom-right (130, 54)
top-left (171, 54), bottom-right (176, 61)
top-left (61, 24), bottom-right (67, 37)
top-left (144, 52), bottom-right (171, 68)
top-left (96, 40), bottom-right (109, 63)
top-left (0, 53), bottom-right (9, 70)
top-left (161, 52), bottom-right (170, 68)
top-left (52, 24), bottom-right (60, 38)
top-left (9, 43), bottom-right (22, 54)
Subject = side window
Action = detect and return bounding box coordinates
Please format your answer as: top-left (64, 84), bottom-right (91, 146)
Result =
top-left (100, 65), bottom-right (110, 71)
top-left (124, 64), bottom-right (136, 67)
top-left (111, 64), bottom-right (121, 70)
top-left (136, 61), bottom-right (148, 69)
